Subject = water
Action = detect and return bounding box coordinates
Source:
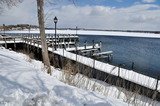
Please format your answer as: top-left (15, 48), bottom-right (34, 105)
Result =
top-left (7, 33), bottom-right (160, 78)
top-left (78, 35), bottom-right (160, 79)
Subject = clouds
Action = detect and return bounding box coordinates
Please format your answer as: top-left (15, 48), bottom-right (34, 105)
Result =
top-left (0, 0), bottom-right (37, 25)
top-left (0, 0), bottom-right (160, 31)
top-left (142, 0), bottom-right (156, 3)
top-left (51, 4), bottom-right (160, 31)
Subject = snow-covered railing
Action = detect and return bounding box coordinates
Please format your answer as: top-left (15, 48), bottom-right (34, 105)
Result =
top-left (120, 68), bottom-right (157, 90)
top-left (53, 49), bottom-right (159, 92)
top-left (94, 61), bottom-right (119, 76)
top-left (0, 36), bottom-right (23, 45)
top-left (4, 38), bottom-right (159, 92)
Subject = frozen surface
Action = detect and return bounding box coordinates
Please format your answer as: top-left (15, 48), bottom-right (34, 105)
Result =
top-left (0, 47), bottom-right (128, 106)
top-left (2, 29), bottom-right (160, 38)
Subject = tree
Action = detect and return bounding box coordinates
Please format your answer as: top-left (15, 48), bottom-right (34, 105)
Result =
top-left (0, 0), bottom-right (52, 75)
top-left (37, 0), bottom-right (51, 75)
top-left (0, 0), bottom-right (22, 13)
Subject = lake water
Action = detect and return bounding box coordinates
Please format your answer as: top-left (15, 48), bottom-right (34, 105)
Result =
top-left (78, 35), bottom-right (160, 79)
top-left (7, 33), bottom-right (160, 79)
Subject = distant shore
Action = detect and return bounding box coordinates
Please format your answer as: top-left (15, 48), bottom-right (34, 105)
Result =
top-left (1, 29), bottom-right (160, 38)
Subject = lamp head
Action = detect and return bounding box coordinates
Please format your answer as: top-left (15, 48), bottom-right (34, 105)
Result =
top-left (54, 16), bottom-right (58, 23)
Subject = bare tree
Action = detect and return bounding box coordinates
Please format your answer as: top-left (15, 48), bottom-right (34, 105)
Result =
top-left (0, 0), bottom-right (21, 6)
top-left (0, 0), bottom-right (22, 13)
top-left (37, 0), bottom-right (51, 75)
top-left (0, 0), bottom-right (52, 75)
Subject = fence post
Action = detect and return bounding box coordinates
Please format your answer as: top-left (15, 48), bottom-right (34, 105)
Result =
top-left (14, 37), bottom-right (16, 49)
top-left (4, 37), bottom-right (7, 48)
top-left (63, 36), bottom-right (65, 48)
top-left (93, 59), bottom-right (95, 69)
top-left (92, 40), bottom-right (95, 49)
top-left (29, 35), bottom-right (31, 44)
top-left (118, 66), bottom-right (120, 77)
top-left (75, 43), bottom-right (78, 62)
top-left (99, 41), bottom-right (102, 52)
top-left (33, 39), bottom-right (35, 46)
top-left (84, 40), bottom-right (87, 49)
top-left (152, 76), bottom-right (159, 100)
top-left (63, 48), bottom-right (64, 56)
top-left (64, 36), bottom-right (66, 49)
top-left (131, 62), bottom-right (134, 70)
top-left (155, 76), bottom-right (159, 91)
top-left (118, 64), bottom-right (125, 77)
top-left (24, 35), bottom-right (26, 43)
top-left (58, 34), bottom-right (60, 48)
top-left (37, 39), bottom-right (39, 47)
top-left (26, 35), bottom-right (28, 43)
top-left (67, 34), bottom-right (70, 48)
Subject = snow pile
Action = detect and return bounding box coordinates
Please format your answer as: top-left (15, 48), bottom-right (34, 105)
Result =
top-left (54, 70), bottom-right (160, 106)
top-left (0, 47), bottom-right (128, 106)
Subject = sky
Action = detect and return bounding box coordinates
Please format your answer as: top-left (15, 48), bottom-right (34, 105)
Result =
top-left (0, 0), bottom-right (160, 31)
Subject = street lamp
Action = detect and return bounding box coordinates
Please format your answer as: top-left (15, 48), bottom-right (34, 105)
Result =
top-left (54, 16), bottom-right (58, 50)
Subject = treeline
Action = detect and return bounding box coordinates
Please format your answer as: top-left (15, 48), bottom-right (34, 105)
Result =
top-left (1, 24), bottom-right (159, 34)
top-left (104, 29), bottom-right (160, 34)
top-left (69, 28), bottom-right (160, 34)
top-left (46, 27), bottom-right (160, 34)
top-left (0, 24), bottom-right (39, 31)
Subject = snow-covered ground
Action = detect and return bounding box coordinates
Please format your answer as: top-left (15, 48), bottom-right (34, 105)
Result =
top-left (2, 29), bottom-right (160, 38)
top-left (0, 47), bottom-right (129, 106)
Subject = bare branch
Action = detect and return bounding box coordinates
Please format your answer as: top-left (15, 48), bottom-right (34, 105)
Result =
top-left (68, 0), bottom-right (76, 6)
top-left (0, 0), bottom-right (23, 13)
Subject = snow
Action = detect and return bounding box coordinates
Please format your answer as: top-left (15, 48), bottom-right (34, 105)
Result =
top-left (53, 69), bottom-right (160, 106)
top-left (2, 29), bottom-right (160, 38)
top-left (0, 47), bottom-right (128, 106)
top-left (0, 41), bottom-right (22, 44)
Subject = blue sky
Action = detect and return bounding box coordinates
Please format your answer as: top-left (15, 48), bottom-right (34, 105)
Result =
top-left (0, 0), bottom-right (160, 31)
top-left (76, 0), bottom-right (135, 7)
top-left (75, 0), bottom-right (160, 7)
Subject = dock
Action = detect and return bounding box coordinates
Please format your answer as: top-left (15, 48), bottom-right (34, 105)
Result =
top-left (0, 34), bottom-right (103, 56)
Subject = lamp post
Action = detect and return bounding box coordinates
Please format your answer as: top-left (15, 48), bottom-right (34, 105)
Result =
top-left (54, 16), bottom-right (58, 50)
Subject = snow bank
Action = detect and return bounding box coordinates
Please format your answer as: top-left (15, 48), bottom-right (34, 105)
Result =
top-left (52, 68), bottom-right (160, 106)
top-left (0, 47), bottom-right (127, 106)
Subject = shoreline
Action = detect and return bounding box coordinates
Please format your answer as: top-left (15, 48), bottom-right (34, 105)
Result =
top-left (1, 29), bottom-right (160, 38)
